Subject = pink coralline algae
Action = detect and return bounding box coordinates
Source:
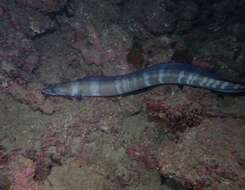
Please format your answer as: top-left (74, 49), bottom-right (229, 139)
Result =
top-left (23, 151), bottom-right (54, 182)
top-left (146, 99), bottom-right (203, 131)
top-left (9, 155), bottom-right (40, 190)
top-left (71, 23), bottom-right (134, 75)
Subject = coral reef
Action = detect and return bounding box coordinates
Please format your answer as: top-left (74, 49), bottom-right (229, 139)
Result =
top-left (0, 0), bottom-right (245, 190)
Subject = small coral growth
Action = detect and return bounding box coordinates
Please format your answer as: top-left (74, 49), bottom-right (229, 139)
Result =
top-left (146, 99), bottom-right (203, 132)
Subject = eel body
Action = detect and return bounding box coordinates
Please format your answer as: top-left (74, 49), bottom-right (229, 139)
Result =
top-left (42, 63), bottom-right (245, 97)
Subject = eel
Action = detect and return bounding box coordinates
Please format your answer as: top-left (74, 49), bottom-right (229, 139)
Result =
top-left (41, 62), bottom-right (245, 98)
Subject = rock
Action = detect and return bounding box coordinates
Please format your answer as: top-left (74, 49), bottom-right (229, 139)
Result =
top-left (16, 0), bottom-right (68, 12)
top-left (72, 23), bottom-right (133, 75)
top-left (0, 72), bottom-right (55, 114)
top-left (123, 0), bottom-right (198, 35)
top-left (146, 98), bottom-right (203, 132)
top-left (0, 173), bottom-right (11, 190)
top-left (159, 119), bottom-right (245, 190)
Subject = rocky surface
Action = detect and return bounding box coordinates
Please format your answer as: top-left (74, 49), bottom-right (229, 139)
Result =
top-left (159, 119), bottom-right (245, 190)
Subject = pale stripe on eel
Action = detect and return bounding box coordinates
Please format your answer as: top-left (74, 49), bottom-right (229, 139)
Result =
top-left (186, 73), bottom-right (193, 85)
top-left (220, 81), bottom-right (229, 89)
top-left (158, 69), bottom-right (165, 83)
top-left (177, 71), bottom-right (185, 83)
top-left (42, 62), bottom-right (245, 97)
top-left (71, 83), bottom-right (79, 96)
top-left (199, 77), bottom-right (208, 87)
top-left (115, 79), bottom-right (122, 94)
top-left (89, 81), bottom-right (100, 96)
top-left (211, 80), bottom-right (220, 89)
top-left (132, 76), bottom-right (138, 90)
top-left (206, 78), bottom-right (215, 88)
top-left (143, 72), bottom-right (151, 86)
top-left (122, 78), bottom-right (130, 93)
top-left (191, 74), bottom-right (199, 85)
top-left (186, 74), bottom-right (199, 85)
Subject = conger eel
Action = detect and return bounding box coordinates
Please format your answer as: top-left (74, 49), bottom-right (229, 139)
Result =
top-left (42, 62), bottom-right (245, 98)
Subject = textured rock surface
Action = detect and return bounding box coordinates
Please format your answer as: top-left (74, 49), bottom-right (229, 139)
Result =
top-left (159, 119), bottom-right (245, 190)
top-left (16, 0), bottom-right (68, 12)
